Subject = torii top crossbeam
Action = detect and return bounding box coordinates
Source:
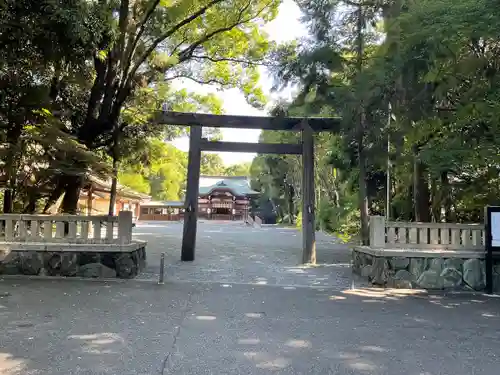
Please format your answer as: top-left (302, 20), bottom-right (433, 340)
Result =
top-left (157, 111), bottom-right (342, 132)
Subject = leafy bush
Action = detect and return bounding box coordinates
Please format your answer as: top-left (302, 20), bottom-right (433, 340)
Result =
top-left (317, 194), bottom-right (360, 243)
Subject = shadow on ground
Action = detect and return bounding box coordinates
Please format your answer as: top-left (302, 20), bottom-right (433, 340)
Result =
top-left (1, 279), bottom-right (500, 374)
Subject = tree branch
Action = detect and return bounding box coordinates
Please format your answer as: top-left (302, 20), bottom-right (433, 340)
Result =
top-left (170, 35), bottom-right (189, 57)
top-left (117, 0), bottom-right (130, 53)
top-left (121, 0), bottom-right (161, 84)
top-left (191, 54), bottom-right (275, 66)
top-left (124, 0), bottom-right (226, 91)
top-left (177, 0), bottom-right (255, 63)
top-left (165, 74), bottom-right (228, 86)
top-left (342, 0), bottom-right (378, 8)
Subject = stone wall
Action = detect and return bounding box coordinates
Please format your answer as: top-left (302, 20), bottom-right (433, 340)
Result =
top-left (0, 247), bottom-right (146, 279)
top-left (353, 248), bottom-right (500, 292)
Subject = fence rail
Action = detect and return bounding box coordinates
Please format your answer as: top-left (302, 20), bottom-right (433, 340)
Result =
top-left (0, 211), bottom-right (133, 244)
top-left (370, 216), bottom-right (485, 250)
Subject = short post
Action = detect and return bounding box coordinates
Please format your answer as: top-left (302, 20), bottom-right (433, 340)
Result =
top-left (158, 252), bottom-right (165, 285)
top-left (118, 211), bottom-right (133, 244)
top-left (369, 216), bottom-right (386, 248)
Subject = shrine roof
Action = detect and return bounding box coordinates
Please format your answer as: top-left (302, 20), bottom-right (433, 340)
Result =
top-left (198, 176), bottom-right (259, 197)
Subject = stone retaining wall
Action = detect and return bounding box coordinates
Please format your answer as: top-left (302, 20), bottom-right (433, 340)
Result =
top-left (0, 245), bottom-right (146, 279)
top-left (353, 247), bottom-right (500, 292)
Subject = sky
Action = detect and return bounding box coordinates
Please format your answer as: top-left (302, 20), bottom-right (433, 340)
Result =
top-left (171, 0), bottom-right (307, 166)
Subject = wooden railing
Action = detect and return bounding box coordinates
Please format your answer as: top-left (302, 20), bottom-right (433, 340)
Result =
top-left (0, 211), bottom-right (133, 245)
top-left (369, 216), bottom-right (485, 250)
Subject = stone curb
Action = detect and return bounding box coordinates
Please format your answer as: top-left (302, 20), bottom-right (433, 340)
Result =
top-left (0, 274), bottom-right (158, 284)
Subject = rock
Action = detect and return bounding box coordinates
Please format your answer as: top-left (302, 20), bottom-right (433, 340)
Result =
top-left (45, 253), bottom-right (62, 276)
top-left (389, 257), bottom-right (410, 271)
top-left (409, 258), bottom-right (426, 280)
top-left (427, 258), bottom-right (445, 272)
top-left (370, 258), bottom-right (391, 285)
top-left (60, 254), bottom-right (78, 277)
top-left (444, 258), bottom-right (464, 271)
top-left (493, 274), bottom-right (500, 293)
top-left (463, 259), bottom-right (485, 291)
top-left (78, 252), bottom-right (100, 266)
top-left (393, 270), bottom-right (413, 288)
top-left (44, 253), bottom-right (78, 277)
top-left (363, 254), bottom-right (373, 265)
top-left (138, 248), bottom-right (146, 270)
top-left (131, 251), bottom-right (139, 268)
top-left (78, 263), bottom-right (116, 278)
top-left (493, 264), bottom-right (500, 275)
top-left (416, 270), bottom-right (444, 289)
top-left (0, 249), bottom-right (13, 262)
top-left (0, 252), bottom-right (21, 275)
top-left (360, 265), bottom-right (372, 277)
top-left (114, 254), bottom-right (138, 279)
top-left (19, 252), bottom-right (43, 275)
top-left (100, 253), bottom-right (116, 270)
top-left (440, 267), bottom-right (463, 288)
top-left (352, 250), bottom-right (370, 274)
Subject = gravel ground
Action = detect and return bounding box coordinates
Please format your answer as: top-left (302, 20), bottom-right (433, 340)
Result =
top-left (133, 221), bottom-right (357, 288)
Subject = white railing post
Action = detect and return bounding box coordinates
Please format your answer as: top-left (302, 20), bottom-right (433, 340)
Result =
top-left (369, 216), bottom-right (386, 248)
top-left (5, 219), bottom-right (14, 241)
top-left (118, 211), bottom-right (133, 244)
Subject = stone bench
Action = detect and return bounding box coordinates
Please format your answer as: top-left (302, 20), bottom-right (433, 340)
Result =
top-left (352, 216), bottom-right (500, 292)
top-left (0, 211), bottom-right (147, 279)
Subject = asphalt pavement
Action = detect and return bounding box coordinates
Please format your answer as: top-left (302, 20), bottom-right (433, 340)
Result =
top-left (1, 221), bottom-right (499, 374)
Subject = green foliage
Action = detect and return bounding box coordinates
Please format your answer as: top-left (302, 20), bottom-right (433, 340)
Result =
top-left (1, 0), bottom-right (283, 212)
top-left (118, 172), bottom-right (150, 195)
top-left (264, 0), bottom-right (500, 240)
top-left (295, 210), bottom-right (302, 230)
top-left (119, 138), bottom-right (252, 201)
top-left (224, 162), bottom-right (251, 176)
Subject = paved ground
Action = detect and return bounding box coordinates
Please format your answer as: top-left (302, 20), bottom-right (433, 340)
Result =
top-left (1, 222), bottom-right (500, 375)
top-left (134, 221), bottom-right (355, 288)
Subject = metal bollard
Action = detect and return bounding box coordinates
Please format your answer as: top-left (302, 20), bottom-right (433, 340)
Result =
top-left (158, 253), bottom-right (165, 285)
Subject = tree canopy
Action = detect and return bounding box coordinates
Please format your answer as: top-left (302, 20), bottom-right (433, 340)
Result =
top-left (3, 0), bottom-right (500, 244)
top-left (250, 0), bottom-right (500, 243)
top-left (0, 0), bottom-right (279, 213)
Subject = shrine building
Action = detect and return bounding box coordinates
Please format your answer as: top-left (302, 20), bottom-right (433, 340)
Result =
top-left (138, 175), bottom-right (259, 221)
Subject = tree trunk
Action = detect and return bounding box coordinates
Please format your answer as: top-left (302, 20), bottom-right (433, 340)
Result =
top-left (108, 158), bottom-right (118, 216)
top-left (430, 176), bottom-right (440, 222)
top-left (358, 142), bottom-right (370, 245)
top-left (108, 123), bottom-right (122, 216)
top-left (440, 171), bottom-right (454, 222)
top-left (3, 190), bottom-right (13, 214)
top-left (412, 151), bottom-right (431, 222)
top-left (355, 4), bottom-right (370, 245)
top-left (43, 178), bottom-right (66, 213)
top-left (61, 176), bottom-right (83, 214)
top-left (22, 190), bottom-right (38, 214)
top-left (3, 122), bottom-right (23, 213)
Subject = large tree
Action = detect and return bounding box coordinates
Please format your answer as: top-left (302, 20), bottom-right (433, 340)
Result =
top-left (54, 0), bottom-right (280, 213)
top-left (0, 0), bottom-right (106, 213)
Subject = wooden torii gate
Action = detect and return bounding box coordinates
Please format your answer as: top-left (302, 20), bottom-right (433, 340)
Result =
top-left (157, 111), bottom-right (342, 264)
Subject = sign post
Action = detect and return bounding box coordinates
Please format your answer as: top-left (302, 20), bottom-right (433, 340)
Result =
top-left (484, 206), bottom-right (500, 294)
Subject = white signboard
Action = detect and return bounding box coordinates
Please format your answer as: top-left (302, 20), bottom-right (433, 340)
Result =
top-left (491, 211), bottom-right (500, 247)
